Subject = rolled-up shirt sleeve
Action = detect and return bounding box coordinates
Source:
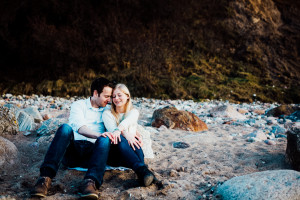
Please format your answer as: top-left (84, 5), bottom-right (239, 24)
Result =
top-left (68, 101), bottom-right (87, 132)
top-left (102, 110), bottom-right (118, 132)
top-left (119, 109), bottom-right (139, 130)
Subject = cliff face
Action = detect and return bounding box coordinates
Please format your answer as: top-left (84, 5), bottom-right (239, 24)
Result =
top-left (0, 0), bottom-right (299, 102)
top-left (225, 0), bottom-right (299, 86)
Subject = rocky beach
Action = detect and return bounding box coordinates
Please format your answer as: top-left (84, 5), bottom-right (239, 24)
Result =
top-left (1, 1), bottom-right (300, 199)
top-left (0, 94), bottom-right (300, 199)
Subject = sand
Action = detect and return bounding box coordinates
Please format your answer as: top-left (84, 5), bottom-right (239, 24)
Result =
top-left (0, 116), bottom-right (290, 200)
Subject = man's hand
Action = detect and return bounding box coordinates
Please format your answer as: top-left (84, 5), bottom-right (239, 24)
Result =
top-left (100, 132), bottom-right (114, 140)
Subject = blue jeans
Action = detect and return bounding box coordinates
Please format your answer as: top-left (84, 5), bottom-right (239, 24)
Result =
top-left (40, 124), bottom-right (145, 188)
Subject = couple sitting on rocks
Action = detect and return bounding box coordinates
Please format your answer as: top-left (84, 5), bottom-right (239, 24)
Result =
top-left (31, 78), bottom-right (156, 199)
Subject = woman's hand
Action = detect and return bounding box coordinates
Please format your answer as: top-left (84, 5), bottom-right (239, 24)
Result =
top-left (112, 130), bottom-right (121, 144)
top-left (100, 132), bottom-right (114, 140)
top-left (136, 130), bottom-right (143, 147)
top-left (124, 132), bottom-right (142, 151)
top-left (128, 136), bottom-right (141, 151)
top-left (135, 134), bottom-right (143, 147)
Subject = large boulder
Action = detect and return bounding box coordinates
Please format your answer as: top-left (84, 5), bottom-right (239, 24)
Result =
top-left (0, 106), bottom-right (19, 136)
top-left (215, 170), bottom-right (300, 200)
top-left (36, 117), bottom-right (68, 136)
top-left (209, 105), bottom-right (246, 120)
top-left (17, 111), bottom-right (35, 131)
top-left (151, 106), bottom-right (208, 132)
top-left (23, 106), bottom-right (43, 123)
top-left (3, 104), bottom-right (35, 132)
top-left (266, 105), bottom-right (300, 117)
top-left (286, 124), bottom-right (300, 170)
top-left (0, 136), bottom-right (18, 167)
top-left (137, 125), bottom-right (154, 159)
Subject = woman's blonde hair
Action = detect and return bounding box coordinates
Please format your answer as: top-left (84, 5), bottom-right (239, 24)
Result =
top-left (111, 83), bottom-right (133, 125)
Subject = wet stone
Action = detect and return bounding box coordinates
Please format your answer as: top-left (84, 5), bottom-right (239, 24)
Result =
top-left (173, 142), bottom-right (190, 149)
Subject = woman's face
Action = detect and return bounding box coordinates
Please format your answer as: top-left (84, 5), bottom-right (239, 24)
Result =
top-left (112, 88), bottom-right (129, 108)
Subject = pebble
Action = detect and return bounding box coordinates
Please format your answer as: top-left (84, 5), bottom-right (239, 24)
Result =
top-left (275, 134), bottom-right (287, 138)
top-left (170, 169), bottom-right (177, 177)
top-left (177, 167), bottom-right (185, 172)
top-left (158, 125), bottom-right (168, 131)
top-left (1, 94), bottom-right (298, 145)
top-left (173, 142), bottom-right (190, 149)
top-left (30, 142), bottom-right (39, 148)
top-left (43, 114), bottom-right (52, 120)
top-left (226, 135), bottom-right (234, 140)
top-left (271, 125), bottom-right (286, 134)
top-left (23, 131), bottom-right (32, 136)
top-left (264, 140), bottom-right (276, 145)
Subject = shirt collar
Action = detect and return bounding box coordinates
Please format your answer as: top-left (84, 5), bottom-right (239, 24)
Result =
top-left (86, 97), bottom-right (106, 111)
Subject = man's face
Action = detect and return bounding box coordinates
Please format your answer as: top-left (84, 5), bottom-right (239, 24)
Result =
top-left (93, 86), bottom-right (112, 108)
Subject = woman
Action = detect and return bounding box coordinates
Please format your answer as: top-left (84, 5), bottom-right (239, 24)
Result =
top-left (102, 83), bottom-right (155, 187)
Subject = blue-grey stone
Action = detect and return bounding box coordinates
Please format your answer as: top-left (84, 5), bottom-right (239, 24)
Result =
top-left (271, 125), bottom-right (286, 134)
top-left (23, 107), bottom-right (43, 122)
top-left (215, 170), bottom-right (300, 200)
top-left (17, 111), bottom-right (34, 131)
top-left (173, 142), bottom-right (190, 149)
top-left (286, 111), bottom-right (300, 122)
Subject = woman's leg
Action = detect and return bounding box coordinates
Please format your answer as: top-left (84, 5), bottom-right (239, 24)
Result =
top-left (117, 135), bottom-right (155, 186)
top-left (116, 135), bottom-right (145, 171)
top-left (134, 146), bottom-right (145, 164)
top-left (108, 135), bottom-right (155, 187)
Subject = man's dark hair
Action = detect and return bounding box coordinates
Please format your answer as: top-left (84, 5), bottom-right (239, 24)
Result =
top-left (90, 78), bottom-right (114, 96)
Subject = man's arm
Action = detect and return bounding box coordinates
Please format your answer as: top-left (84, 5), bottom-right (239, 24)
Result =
top-left (78, 125), bottom-right (102, 139)
top-left (69, 100), bottom-right (112, 139)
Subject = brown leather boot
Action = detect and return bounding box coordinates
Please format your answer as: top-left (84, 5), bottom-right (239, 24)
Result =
top-left (136, 166), bottom-right (155, 187)
top-left (31, 176), bottom-right (52, 198)
top-left (78, 179), bottom-right (99, 199)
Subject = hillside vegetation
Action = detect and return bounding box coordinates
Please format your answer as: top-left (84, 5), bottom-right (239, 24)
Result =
top-left (0, 0), bottom-right (299, 103)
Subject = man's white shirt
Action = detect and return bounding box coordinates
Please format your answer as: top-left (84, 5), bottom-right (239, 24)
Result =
top-left (68, 98), bottom-right (110, 143)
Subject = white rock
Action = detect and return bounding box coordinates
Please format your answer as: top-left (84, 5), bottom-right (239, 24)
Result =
top-left (266, 117), bottom-right (278, 125)
top-left (205, 119), bottom-right (213, 124)
top-left (209, 105), bottom-right (246, 120)
top-left (5, 94), bottom-right (13, 98)
top-left (144, 127), bottom-right (159, 134)
top-left (247, 130), bottom-right (267, 141)
top-left (0, 136), bottom-right (18, 166)
top-left (158, 125), bottom-right (168, 131)
top-left (23, 106), bottom-right (43, 122)
top-left (216, 170), bottom-right (300, 200)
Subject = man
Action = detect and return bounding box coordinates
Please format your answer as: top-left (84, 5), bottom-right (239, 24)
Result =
top-left (31, 78), bottom-right (114, 199)
top-left (31, 77), bottom-right (155, 199)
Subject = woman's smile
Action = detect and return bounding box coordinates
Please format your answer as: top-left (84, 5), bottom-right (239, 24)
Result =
top-left (112, 88), bottom-right (129, 109)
